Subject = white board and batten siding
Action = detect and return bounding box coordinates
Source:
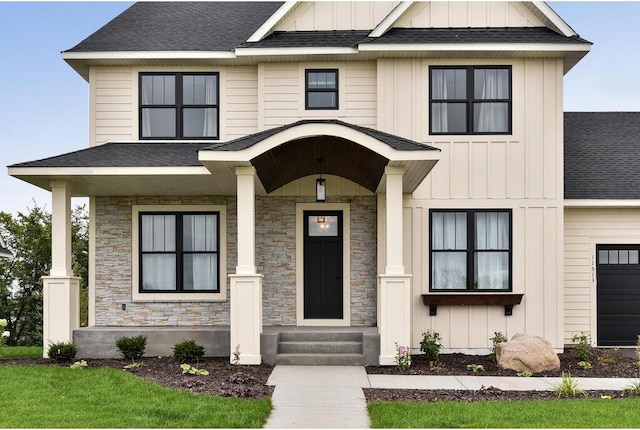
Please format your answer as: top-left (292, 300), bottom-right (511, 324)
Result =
top-left (275, 1), bottom-right (399, 31)
top-left (394, 1), bottom-right (546, 28)
top-left (564, 208), bottom-right (640, 345)
top-left (374, 57), bottom-right (565, 350)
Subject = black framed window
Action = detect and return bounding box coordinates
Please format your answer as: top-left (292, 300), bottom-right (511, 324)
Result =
top-left (430, 209), bottom-right (512, 291)
top-left (140, 73), bottom-right (219, 139)
top-left (306, 69), bottom-right (338, 110)
top-left (430, 66), bottom-right (511, 135)
top-left (139, 212), bottom-right (220, 292)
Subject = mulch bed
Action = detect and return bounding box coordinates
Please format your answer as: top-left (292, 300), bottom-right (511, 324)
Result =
top-left (364, 347), bottom-right (640, 402)
top-left (4, 347), bottom-right (639, 402)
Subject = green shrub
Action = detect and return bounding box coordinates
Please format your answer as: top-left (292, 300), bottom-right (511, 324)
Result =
top-left (577, 361), bottom-right (592, 370)
top-left (571, 331), bottom-right (591, 361)
top-left (489, 331), bottom-right (508, 361)
top-left (115, 335), bottom-right (147, 363)
top-left (419, 330), bottom-right (442, 362)
top-left (172, 339), bottom-right (205, 364)
top-left (48, 341), bottom-right (78, 363)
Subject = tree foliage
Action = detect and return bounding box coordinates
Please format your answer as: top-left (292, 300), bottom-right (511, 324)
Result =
top-left (0, 204), bottom-right (88, 346)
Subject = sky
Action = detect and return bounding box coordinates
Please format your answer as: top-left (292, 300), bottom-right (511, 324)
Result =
top-left (0, 1), bottom-right (639, 215)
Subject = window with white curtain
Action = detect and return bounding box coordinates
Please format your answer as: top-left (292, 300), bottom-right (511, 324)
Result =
top-left (139, 212), bottom-right (219, 292)
top-left (430, 210), bottom-right (511, 291)
top-left (140, 73), bottom-right (219, 139)
top-left (430, 66), bottom-right (511, 135)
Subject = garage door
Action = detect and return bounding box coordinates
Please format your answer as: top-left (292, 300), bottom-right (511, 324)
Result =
top-left (597, 245), bottom-right (640, 346)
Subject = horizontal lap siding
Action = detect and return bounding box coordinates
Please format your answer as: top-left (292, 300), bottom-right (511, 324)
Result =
top-left (92, 67), bottom-right (134, 145)
top-left (261, 61), bottom-right (377, 130)
top-left (563, 207), bottom-right (640, 344)
top-left (225, 67), bottom-right (259, 140)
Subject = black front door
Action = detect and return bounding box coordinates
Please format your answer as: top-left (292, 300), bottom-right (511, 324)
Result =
top-left (303, 211), bottom-right (343, 319)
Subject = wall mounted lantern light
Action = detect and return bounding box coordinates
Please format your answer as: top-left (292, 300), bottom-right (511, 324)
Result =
top-left (316, 157), bottom-right (326, 202)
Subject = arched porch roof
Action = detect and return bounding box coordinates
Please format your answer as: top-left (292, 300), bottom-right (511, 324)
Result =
top-left (199, 119), bottom-right (440, 194)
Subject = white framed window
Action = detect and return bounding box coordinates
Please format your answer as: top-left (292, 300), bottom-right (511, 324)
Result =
top-left (132, 205), bottom-right (227, 302)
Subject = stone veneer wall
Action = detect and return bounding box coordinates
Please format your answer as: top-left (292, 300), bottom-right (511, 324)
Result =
top-left (94, 195), bottom-right (377, 327)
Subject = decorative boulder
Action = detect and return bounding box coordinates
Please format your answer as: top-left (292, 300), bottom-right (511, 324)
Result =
top-left (496, 333), bottom-right (560, 373)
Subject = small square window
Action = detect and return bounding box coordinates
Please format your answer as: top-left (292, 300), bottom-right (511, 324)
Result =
top-left (306, 69), bottom-right (338, 110)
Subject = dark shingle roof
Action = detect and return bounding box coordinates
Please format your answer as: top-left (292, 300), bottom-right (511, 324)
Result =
top-left (565, 112), bottom-right (640, 199)
top-left (369, 27), bottom-right (590, 45)
top-left (205, 120), bottom-right (439, 152)
top-left (241, 30), bottom-right (370, 49)
top-left (66, 2), bottom-right (284, 52)
top-left (9, 143), bottom-right (209, 168)
top-left (240, 27), bottom-right (589, 50)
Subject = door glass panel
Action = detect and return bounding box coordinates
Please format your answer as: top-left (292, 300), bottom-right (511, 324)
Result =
top-left (308, 215), bottom-right (338, 237)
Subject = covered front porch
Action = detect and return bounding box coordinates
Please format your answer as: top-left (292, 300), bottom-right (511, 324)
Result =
top-left (9, 119), bottom-right (439, 365)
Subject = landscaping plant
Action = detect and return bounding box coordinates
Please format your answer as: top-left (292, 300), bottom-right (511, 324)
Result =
top-left (577, 361), bottom-right (592, 370)
top-left (47, 341), bottom-right (78, 363)
top-left (553, 372), bottom-right (585, 397)
top-left (419, 330), bottom-right (442, 362)
top-left (489, 331), bottom-right (507, 361)
top-left (571, 331), bottom-right (591, 361)
top-left (180, 363), bottom-right (209, 376)
top-left (115, 334), bottom-right (147, 364)
top-left (598, 348), bottom-right (618, 365)
top-left (173, 339), bottom-right (205, 365)
top-left (394, 343), bottom-right (412, 372)
top-left (466, 364), bottom-right (485, 372)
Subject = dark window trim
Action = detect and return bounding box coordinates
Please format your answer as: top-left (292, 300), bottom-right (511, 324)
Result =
top-left (429, 209), bottom-right (513, 292)
top-left (138, 72), bottom-right (220, 140)
top-left (305, 68), bottom-right (339, 110)
top-left (138, 211), bottom-right (221, 293)
top-left (429, 65), bottom-right (512, 135)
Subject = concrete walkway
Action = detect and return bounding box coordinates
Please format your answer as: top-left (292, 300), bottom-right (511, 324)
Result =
top-left (265, 365), bottom-right (638, 429)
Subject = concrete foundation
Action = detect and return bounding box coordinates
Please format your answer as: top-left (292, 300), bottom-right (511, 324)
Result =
top-left (74, 326), bottom-right (230, 358)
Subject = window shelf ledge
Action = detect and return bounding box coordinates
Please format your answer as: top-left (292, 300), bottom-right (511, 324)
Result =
top-left (421, 293), bottom-right (524, 316)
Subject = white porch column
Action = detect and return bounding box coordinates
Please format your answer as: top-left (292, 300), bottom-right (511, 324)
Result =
top-left (229, 167), bottom-right (263, 365)
top-left (42, 180), bottom-right (80, 357)
top-left (379, 166), bottom-right (411, 365)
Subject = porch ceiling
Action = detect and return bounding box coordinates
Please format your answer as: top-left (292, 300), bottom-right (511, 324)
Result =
top-left (252, 136), bottom-right (387, 193)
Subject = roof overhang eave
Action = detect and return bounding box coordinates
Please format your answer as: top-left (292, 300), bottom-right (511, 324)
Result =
top-left (62, 50), bottom-right (238, 80)
top-left (356, 42), bottom-right (592, 53)
top-left (7, 165), bottom-right (235, 196)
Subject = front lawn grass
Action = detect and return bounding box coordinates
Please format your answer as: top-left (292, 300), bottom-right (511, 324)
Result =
top-left (0, 346), bottom-right (43, 358)
top-left (368, 398), bottom-right (640, 428)
top-left (0, 365), bottom-right (271, 428)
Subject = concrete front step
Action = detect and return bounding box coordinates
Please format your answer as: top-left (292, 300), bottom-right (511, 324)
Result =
top-left (279, 331), bottom-right (363, 343)
top-left (276, 353), bottom-right (364, 366)
top-left (279, 340), bottom-right (363, 354)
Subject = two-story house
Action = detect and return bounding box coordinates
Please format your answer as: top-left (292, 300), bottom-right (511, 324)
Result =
top-left (12, 1), bottom-right (634, 366)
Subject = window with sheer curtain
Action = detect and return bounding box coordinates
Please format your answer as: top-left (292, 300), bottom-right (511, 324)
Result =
top-left (430, 210), bottom-right (511, 291)
top-left (139, 212), bottom-right (219, 292)
top-left (140, 73), bottom-right (219, 139)
top-left (430, 66), bottom-right (511, 135)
